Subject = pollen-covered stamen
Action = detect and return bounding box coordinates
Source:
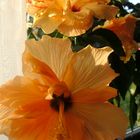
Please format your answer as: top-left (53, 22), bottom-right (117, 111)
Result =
top-left (47, 82), bottom-right (72, 112)
top-left (50, 94), bottom-right (72, 112)
top-left (48, 82), bottom-right (71, 98)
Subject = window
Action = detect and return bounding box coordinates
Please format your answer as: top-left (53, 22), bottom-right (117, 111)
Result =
top-left (0, 1), bottom-right (26, 139)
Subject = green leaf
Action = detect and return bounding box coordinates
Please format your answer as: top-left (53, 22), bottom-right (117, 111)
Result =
top-left (71, 45), bottom-right (85, 52)
top-left (129, 94), bottom-right (138, 130)
top-left (108, 52), bottom-right (133, 99)
top-left (37, 28), bottom-right (45, 38)
top-left (70, 37), bottom-right (87, 52)
top-left (27, 27), bottom-right (45, 40)
top-left (133, 51), bottom-right (140, 88)
top-left (134, 71), bottom-right (140, 88)
top-left (91, 28), bottom-right (125, 57)
top-left (109, 0), bottom-right (128, 16)
top-left (49, 30), bottom-right (63, 38)
top-left (27, 28), bottom-right (36, 40)
top-left (134, 21), bottom-right (140, 42)
top-left (70, 28), bottom-right (125, 55)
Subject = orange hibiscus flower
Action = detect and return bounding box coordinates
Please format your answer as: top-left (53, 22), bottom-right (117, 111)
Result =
top-left (0, 36), bottom-right (128, 140)
top-left (102, 14), bottom-right (138, 62)
top-left (26, 0), bottom-right (118, 36)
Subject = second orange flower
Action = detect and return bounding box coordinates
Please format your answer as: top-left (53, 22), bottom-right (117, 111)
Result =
top-left (27, 0), bottom-right (118, 36)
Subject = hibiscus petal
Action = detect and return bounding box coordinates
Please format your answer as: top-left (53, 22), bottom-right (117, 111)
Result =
top-left (63, 46), bottom-right (117, 93)
top-left (0, 76), bottom-right (60, 139)
top-left (86, 4), bottom-right (118, 20)
top-left (0, 76), bottom-right (45, 108)
top-left (73, 0), bottom-right (110, 8)
top-left (0, 119), bottom-right (11, 135)
top-left (33, 2), bottom-right (64, 34)
top-left (23, 49), bottom-right (59, 86)
top-left (7, 109), bottom-right (59, 140)
top-left (34, 14), bottom-right (63, 34)
top-left (58, 9), bottom-right (93, 36)
top-left (72, 87), bottom-right (117, 103)
top-left (55, 0), bottom-right (69, 9)
top-left (27, 4), bottom-right (41, 15)
top-left (26, 35), bottom-right (73, 80)
top-left (72, 102), bottom-right (128, 140)
top-left (64, 111), bottom-right (86, 140)
top-left (27, 0), bottom-right (54, 15)
top-left (103, 14), bottom-right (138, 62)
top-left (17, 100), bottom-right (51, 118)
top-left (0, 105), bottom-right (13, 120)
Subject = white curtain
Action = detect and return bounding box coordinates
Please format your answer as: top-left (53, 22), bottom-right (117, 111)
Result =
top-left (0, 1), bottom-right (26, 139)
top-left (0, 0), bottom-right (26, 85)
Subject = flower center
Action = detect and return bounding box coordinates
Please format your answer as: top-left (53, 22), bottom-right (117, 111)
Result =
top-left (50, 94), bottom-right (72, 112)
top-left (71, 5), bottom-right (80, 12)
top-left (47, 82), bottom-right (72, 112)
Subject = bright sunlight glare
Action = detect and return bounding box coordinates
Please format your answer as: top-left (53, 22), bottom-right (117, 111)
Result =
top-left (129, 0), bottom-right (140, 4)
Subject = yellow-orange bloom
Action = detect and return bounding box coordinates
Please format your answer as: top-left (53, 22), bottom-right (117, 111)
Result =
top-left (27, 0), bottom-right (118, 36)
top-left (0, 36), bottom-right (128, 139)
top-left (102, 14), bottom-right (138, 62)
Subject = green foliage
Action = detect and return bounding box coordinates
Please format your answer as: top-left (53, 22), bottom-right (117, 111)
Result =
top-left (109, 53), bottom-right (134, 99)
top-left (110, 0), bottom-right (140, 17)
top-left (134, 21), bottom-right (140, 42)
top-left (129, 93), bottom-right (138, 130)
top-left (90, 28), bottom-right (125, 56)
top-left (27, 27), bottom-right (45, 40)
